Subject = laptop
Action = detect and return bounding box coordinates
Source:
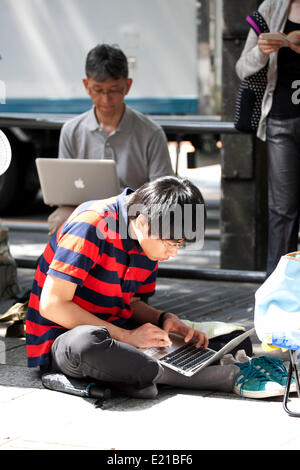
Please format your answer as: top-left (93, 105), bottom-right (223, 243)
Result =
top-left (143, 327), bottom-right (255, 377)
top-left (36, 158), bottom-right (121, 206)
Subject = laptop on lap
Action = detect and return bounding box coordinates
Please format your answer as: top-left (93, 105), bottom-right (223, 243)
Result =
top-left (36, 158), bottom-right (121, 206)
top-left (143, 328), bottom-right (255, 377)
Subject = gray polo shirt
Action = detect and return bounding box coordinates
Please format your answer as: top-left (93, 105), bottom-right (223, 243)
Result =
top-left (58, 105), bottom-right (174, 190)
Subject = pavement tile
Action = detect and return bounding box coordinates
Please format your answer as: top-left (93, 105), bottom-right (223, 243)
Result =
top-left (0, 382), bottom-right (299, 450)
top-left (1, 270), bottom-right (300, 450)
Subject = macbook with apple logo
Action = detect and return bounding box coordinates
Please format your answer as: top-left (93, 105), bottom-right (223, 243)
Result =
top-left (36, 158), bottom-right (121, 206)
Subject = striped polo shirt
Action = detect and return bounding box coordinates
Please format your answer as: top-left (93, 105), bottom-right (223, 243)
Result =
top-left (26, 189), bottom-right (158, 367)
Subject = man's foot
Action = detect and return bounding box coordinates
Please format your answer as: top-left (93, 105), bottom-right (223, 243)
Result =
top-left (250, 355), bottom-right (296, 393)
top-left (114, 382), bottom-right (158, 399)
top-left (233, 360), bottom-right (285, 398)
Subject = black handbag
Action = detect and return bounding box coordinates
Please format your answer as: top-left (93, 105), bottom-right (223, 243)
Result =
top-left (234, 11), bottom-right (270, 133)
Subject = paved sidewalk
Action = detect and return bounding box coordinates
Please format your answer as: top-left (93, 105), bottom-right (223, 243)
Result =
top-left (1, 269), bottom-right (300, 451)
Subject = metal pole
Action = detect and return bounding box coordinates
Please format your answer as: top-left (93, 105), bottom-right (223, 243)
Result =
top-left (15, 255), bottom-right (265, 283)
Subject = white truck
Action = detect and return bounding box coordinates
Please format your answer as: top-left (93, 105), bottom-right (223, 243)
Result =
top-left (0, 0), bottom-right (222, 213)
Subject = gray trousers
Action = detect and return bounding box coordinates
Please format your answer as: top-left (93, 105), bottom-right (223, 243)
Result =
top-left (51, 325), bottom-right (238, 393)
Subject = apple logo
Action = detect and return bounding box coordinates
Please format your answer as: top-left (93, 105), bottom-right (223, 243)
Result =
top-left (74, 177), bottom-right (85, 189)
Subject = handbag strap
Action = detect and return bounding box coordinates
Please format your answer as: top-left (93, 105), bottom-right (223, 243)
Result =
top-left (246, 10), bottom-right (270, 36)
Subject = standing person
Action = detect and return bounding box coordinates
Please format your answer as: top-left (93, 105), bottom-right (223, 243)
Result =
top-left (48, 43), bottom-right (173, 235)
top-left (27, 176), bottom-right (291, 399)
top-left (236, 0), bottom-right (300, 275)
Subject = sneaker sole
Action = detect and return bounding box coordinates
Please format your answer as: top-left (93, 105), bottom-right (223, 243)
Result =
top-left (233, 384), bottom-right (285, 399)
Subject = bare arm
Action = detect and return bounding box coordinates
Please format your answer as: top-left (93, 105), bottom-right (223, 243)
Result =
top-left (40, 275), bottom-right (129, 341)
top-left (39, 275), bottom-right (172, 348)
top-left (131, 299), bottom-right (209, 348)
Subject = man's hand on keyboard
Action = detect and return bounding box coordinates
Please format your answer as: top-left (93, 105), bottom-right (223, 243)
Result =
top-left (160, 313), bottom-right (209, 349)
top-left (128, 323), bottom-right (173, 349)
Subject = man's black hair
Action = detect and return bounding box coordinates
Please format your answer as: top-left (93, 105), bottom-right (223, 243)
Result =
top-left (126, 176), bottom-right (206, 243)
top-left (85, 44), bottom-right (128, 81)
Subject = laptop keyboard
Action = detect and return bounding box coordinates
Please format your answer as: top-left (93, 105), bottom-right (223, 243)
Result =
top-left (161, 343), bottom-right (216, 373)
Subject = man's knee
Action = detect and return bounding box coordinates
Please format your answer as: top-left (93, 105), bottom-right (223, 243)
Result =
top-left (52, 324), bottom-right (160, 386)
top-left (68, 325), bottom-right (112, 359)
top-left (71, 325), bottom-right (160, 385)
top-left (48, 205), bottom-right (75, 236)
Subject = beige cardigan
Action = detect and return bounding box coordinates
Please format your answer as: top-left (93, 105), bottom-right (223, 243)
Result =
top-left (236, 0), bottom-right (291, 141)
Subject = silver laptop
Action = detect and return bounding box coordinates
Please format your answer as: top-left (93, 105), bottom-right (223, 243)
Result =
top-left (36, 158), bottom-right (121, 206)
top-left (143, 328), bottom-right (255, 377)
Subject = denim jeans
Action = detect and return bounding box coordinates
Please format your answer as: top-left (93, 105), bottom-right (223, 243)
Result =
top-left (266, 116), bottom-right (300, 275)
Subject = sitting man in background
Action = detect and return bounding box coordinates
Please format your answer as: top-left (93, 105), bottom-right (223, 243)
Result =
top-left (48, 43), bottom-right (173, 235)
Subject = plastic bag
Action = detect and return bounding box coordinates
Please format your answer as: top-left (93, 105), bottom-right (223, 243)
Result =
top-left (254, 252), bottom-right (300, 350)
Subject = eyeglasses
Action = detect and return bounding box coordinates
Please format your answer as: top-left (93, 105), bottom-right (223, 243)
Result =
top-left (161, 239), bottom-right (185, 250)
top-left (88, 86), bottom-right (126, 99)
